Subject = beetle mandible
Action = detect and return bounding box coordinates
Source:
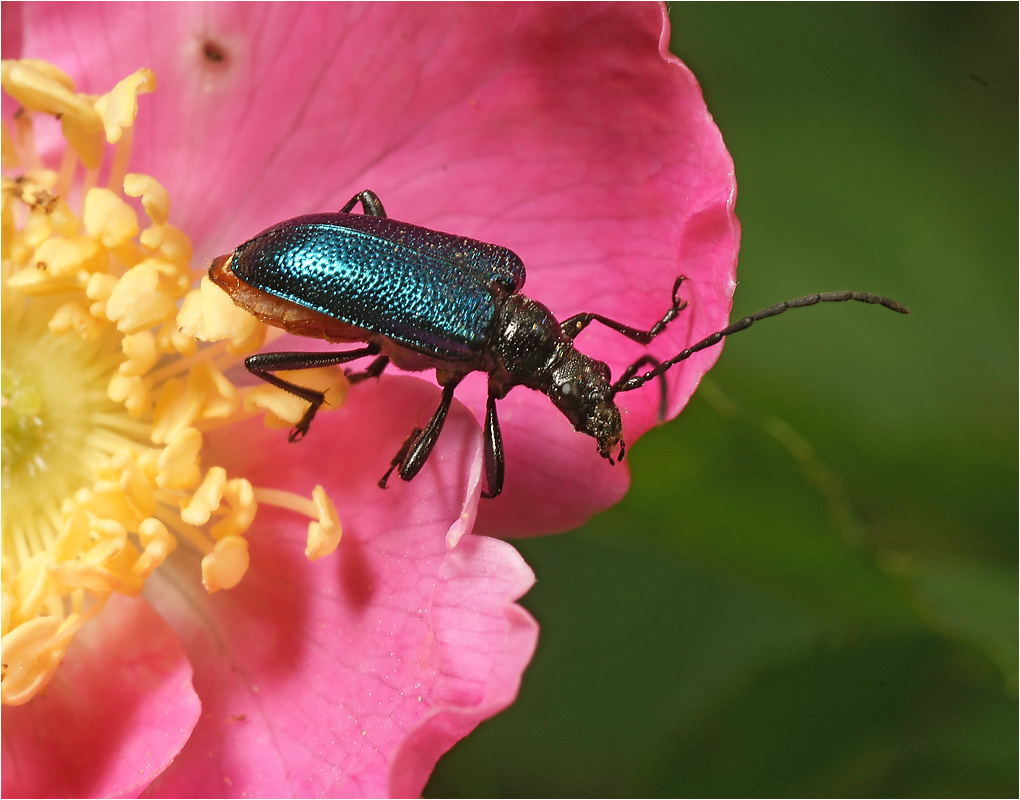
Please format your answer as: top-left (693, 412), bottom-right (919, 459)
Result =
top-left (209, 190), bottom-right (909, 499)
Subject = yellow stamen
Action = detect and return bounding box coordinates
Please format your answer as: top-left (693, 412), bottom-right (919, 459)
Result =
top-left (306, 485), bottom-right (342, 562)
top-left (255, 486), bottom-right (342, 561)
top-left (1, 59), bottom-right (349, 705)
top-left (202, 535), bottom-right (249, 592)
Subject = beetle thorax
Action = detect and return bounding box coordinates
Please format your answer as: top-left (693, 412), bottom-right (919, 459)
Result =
top-left (488, 294), bottom-right (569, 388)
top-left (489, 293), bottom-right (623, 459)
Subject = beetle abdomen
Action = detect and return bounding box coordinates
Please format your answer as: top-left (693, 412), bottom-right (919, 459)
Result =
top-left (228, 214), bottom-right (520, 360)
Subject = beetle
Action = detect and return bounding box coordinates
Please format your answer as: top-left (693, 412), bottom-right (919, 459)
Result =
top-left (209, 190), bottom-right (908, 499)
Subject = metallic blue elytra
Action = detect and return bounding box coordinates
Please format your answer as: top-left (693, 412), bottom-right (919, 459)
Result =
top-left (210, 189), bottom-right (908, 499)
top-left (227, 212), bottom-right (525, 361)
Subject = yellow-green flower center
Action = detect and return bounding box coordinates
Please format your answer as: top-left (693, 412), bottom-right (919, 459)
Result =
top-left (1, 59), bottom-right (346, 706)
top-left (3, 302), bottom-right (122, 564)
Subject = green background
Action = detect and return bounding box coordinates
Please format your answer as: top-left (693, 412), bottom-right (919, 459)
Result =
top-left (428, 5), bottom-right (1017, 796)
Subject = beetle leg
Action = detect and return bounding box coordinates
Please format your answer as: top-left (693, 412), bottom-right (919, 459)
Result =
top-left (339, 190), bottom-right (387, 217)
top-left (614, 354), bottom-right (668, 421)
top-left (559, 276), bottom-right (688, 344)
top-left (379, 380), bottom-right (460, 489)
top-left (345, 355), bottom-right (390, 385)
top-left (481, 389), bottom-right (505, 498)
top-left (245, 345), bottom-right (380, 440)
top-left (379, 443), bottom-right (410, 489)
top-left (559, 277), bottom-right (686, 419)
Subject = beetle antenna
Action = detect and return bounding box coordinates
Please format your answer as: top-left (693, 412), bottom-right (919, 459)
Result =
top-left (610, 290), bottom-right (909, 396)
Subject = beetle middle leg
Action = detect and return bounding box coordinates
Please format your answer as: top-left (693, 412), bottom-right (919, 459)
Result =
top-left (379, 379), bottom-right (460, 489)
top-left (345, 355), bottom-right (390, 385)
top-left (245, 344), bottom-right (380, 440)
top-left (380, 382), bottom-right (507, 498)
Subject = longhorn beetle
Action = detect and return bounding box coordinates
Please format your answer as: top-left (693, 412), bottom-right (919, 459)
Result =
top-left (209, 190), bottom-right (908, 498)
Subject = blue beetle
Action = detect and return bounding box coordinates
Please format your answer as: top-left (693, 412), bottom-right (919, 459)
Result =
top-left (209, 190), bottom-right (908, 498)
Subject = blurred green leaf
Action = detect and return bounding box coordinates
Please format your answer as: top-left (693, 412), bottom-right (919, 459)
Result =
top-left (646, 635), bottom-right (1016, 797)
top-left (909, 556), bottom-right (1019, 687)
top-left (427, 5), bottom-right (1017, 797)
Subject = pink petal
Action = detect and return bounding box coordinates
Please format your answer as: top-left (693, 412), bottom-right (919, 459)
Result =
top-left (142, 377), bottom-right (537, 798)
top-left (388, 535), bottom-right (539, 797)
top-left (1, 595), bottom-right (200, 799)
top-left (13, 3), bottom-right (739, 534)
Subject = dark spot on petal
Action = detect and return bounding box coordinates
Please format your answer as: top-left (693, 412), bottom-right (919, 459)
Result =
top-left (202, 39), bottom-right (228, 65)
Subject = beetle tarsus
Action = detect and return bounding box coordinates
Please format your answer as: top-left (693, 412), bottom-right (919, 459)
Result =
top-left (288, 403), bottom-right (321, 442)
top-left (379, 437), bottom-right (413, 488)
top-left (643, 275), bottom-right (689, 341)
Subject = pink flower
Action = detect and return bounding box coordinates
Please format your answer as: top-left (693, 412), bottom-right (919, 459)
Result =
top-left (2, 2), bottom-right (737, 797)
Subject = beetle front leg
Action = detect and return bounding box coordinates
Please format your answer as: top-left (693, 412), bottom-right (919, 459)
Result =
top-left (560, 276), bottom-right (688, 344)
top-left (559, 278), bottom-right (687, 417)
top-left (379, 380), bottom-right (459, 489)
top-left (340, 190), bottom-right (386, 217)
top-left (615, 354), bottom-right (668, 421)
top-left (246, 345), bottom-right (380, 440)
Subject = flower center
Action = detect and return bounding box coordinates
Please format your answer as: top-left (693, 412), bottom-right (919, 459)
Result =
top-left (2, 301), bottom-right (122, 566)
top-left (1, 60), bottom-right (345, 705)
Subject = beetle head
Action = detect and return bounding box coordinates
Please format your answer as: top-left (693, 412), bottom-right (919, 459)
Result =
top-left (548, 351), bottom-right (625, 463)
